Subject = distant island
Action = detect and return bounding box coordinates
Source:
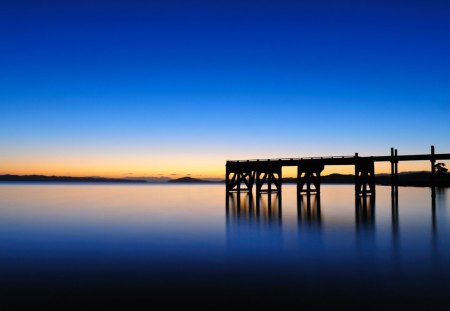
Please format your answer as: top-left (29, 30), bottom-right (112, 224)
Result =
top-left (0, 175), bottom-right (147, 183)
top-left (168, 177), bottom-right (212, 183)
top-left (0, 175), bottom-right (216, 184)
top-left (0, 172), bottom-right (449, 187)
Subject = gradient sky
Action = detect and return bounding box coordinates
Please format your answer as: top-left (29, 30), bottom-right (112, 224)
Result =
top-left (1, 0), bottom-right (449, 177)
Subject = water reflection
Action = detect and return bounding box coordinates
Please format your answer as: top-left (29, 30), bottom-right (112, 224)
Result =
top-left (226, 192), bottom-right (282, 227)
top-left (226, 187), bottom-right (445, 241)
top-left (355, 195), bottom-right (375, 229)
top-left (297, 194), bottom-right (322, 226)
top-left (391, 187), bottom-right (399, 233)
top-left (226, 192), bottom-right (283, 253)
top-left (391, 187), bottom-right (400, 256)
top-left (431, 187), bottom-right (446, 231)
top-left (227, 192), bottom-right (381, 229)
top-left (431, 187), bottom-right (446, 257)
top-left (0, 184), bottom-right (449, 307)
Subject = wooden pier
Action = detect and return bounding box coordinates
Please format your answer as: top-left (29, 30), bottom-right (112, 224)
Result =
top-left (226, 146), bottom-right (450, 197)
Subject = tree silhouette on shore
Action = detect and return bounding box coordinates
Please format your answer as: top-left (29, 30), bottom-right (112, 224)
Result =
top-left (435, 163), bottom-right (448, 175)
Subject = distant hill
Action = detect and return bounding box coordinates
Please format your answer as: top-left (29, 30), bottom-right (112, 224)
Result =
top-left (0, 175), bottom-right (147, 183)
top-left (322, 173), bottom-right (355, 183)
top-left (125, 176), bottom-right (172, 183)
top-left (168, 177), bottom-right (211, 183)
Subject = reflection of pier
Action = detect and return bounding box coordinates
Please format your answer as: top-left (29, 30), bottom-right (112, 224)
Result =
top-left (226, 187), bottom-right (444, 240)
top-left (226, 193), bottom-right (282, 227)
top-left (297, 194), bottom-right (322, 226)
top-left (226, 181), bottom-right (446, 268)
top-left (355, 196), bottom-right (375, 229)
top-left (226, 146), bottom-right (448, 198)
top-left (391, 188), bottom-right (399, 235)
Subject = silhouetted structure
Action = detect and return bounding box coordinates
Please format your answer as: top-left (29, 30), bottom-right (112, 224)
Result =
top-left (226, 146), bottom-right (450, 198)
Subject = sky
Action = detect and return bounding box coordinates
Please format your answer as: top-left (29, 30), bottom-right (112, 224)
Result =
top-left (1, 0), bottom-right (449, 178)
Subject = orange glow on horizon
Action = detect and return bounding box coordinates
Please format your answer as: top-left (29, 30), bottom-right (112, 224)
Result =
top-left (1, 158), bottom-right (447, 179)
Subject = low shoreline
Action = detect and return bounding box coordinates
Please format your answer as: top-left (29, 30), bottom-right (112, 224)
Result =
top-left (0, 173), bottom-right (449, 188)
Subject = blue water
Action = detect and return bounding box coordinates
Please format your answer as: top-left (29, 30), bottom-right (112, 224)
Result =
top-left (0, 183), bottom-right (449, 307)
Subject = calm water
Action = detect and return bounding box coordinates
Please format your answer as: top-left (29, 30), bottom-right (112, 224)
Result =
top-left (0, 183), bottom-right (449, 307)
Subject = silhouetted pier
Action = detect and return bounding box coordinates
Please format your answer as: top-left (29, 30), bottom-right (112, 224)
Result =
top-left (226, 146), bottom-right (450, 197)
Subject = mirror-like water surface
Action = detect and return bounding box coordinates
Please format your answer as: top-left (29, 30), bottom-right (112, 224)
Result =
top-left (0, 183), bottom-right (449, 307)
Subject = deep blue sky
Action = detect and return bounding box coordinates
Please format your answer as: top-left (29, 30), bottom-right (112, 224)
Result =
top-left (1, 0), bottom-right (449, 177)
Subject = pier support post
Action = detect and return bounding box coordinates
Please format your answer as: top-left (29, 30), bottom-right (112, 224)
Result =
top-left (225, 161), bottom-right (255, 193)
top-left (355, 157), bottom-right (376, 197)
top-left (297, 162), bottom-right (325, 195)
top-left (390, 148), bottom-right (399, 234)
top-left (390, 148), bottom-right (399, 199)
top-left (255, 160), bottom-right (282, 196)
top-left (431, 145), bottom-right (436, 198)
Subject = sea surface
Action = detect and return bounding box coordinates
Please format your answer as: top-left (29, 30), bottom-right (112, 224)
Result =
top-left (0, 183), bottom-right (449, 308)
